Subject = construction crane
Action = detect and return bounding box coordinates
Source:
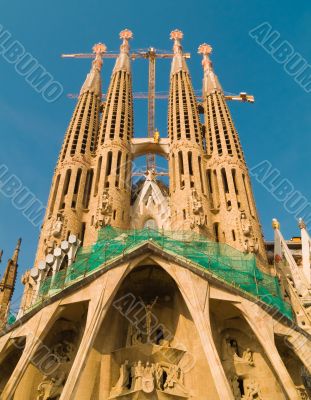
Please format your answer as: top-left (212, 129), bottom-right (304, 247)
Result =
top-left (62, 39), bottom-right (190, 172)
top-left (67, 90), bottom-right (254, 102)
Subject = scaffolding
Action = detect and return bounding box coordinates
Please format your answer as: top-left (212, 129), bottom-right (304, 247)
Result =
top-left (34, 227), bottom-right (292, 320)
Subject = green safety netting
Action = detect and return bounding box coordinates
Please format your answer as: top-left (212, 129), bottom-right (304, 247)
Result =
top-left (37, 226), bottom-right (293, 320)
top-left (7, 312), bottom-right (16, 325)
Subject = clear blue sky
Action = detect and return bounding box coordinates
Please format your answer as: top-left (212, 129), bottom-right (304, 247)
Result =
top-left (0, 0), bottom-right (310, 306)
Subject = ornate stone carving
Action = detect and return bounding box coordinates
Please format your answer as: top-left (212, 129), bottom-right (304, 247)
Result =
top-left (110, 360), bottom-right (188, 397)
top-left (51, 340), bottom-right (75, 363)
top-left (52, 214), bottom-right (64, 238)
top-left (242, 348), bottom-right (254, 366)
top-left (242, 380), bottom-right (263, 400)
top-left (163, 364), bottom-right (187, 395)
top-left (111, 360), bottom-right (130, 394)
top-left (296, 386), bottom-right (309, 400)
top-left (241, 212), bottom-right (251, 237)
top-left (229, 374), bottom-right (242, 399)
top-left (36, 371), bottom-right (66, 400)
top-left (131, 360), bottom-right (144, 391)
top-left (189, 188), bottom-right (205, 228)
top-left (142, 361), bottom-right (154, 393)
top-left (95, 189), bottom-right (112, 228)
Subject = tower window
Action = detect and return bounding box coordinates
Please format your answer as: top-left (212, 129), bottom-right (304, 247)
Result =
top-left (59, 169), bottom-right (72, 210)
top-left (94, 156), bottom-right (102, 196)
top-left (213, 222), bottom-right (219, 242)
top-left (80, 222), bottom-right (86, 245)
top-left (105, 151), bottom-right (113, 188)
top-left (198, 156), bottom-right (204, 194)
top-left (232, 230), bottom-right (236, 241)
top-left (188, 152), bottom-right (193, 175)
top-left (50, 174), bottom-right (60, 215)
top-left (221, 168), bottom-right (229, 194)
top-left (178, 151), bottom-right (185, 189)
top-left (115, 151), bottom-right (122, 188)
top-left (232, 169), bottom-right (238, 194)
top-left (71, 168), bottom-right (82, 209)
top-left (82, 169), bottom-right (94, 209)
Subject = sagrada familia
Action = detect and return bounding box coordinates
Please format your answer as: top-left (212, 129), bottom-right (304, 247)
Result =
top-left (0, 29), bottom-right (310, 399)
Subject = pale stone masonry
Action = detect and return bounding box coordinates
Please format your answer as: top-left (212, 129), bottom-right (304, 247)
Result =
top-left (0, 30), bottom-right (310, 400)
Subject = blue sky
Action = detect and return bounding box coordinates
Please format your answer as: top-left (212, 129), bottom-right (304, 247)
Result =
top-left (0, 0), bottom-right (310, 306)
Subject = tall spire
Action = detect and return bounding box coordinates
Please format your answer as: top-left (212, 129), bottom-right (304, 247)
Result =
top-left (170, 29), bottom-right (189, 75)
top-left (168, 31), bottom-right (213, 236)
top-left (199, 43), bottom-right (267, 264)
top-left (80, 43), bottom-right (106, 97)
top-left (84, 29), bottom-right (134, 243)
top-left (113, 29), bottom-right (132, 73)
top-left (34, 43), bottom-right (106, 264)
top-left (0, 238), bottom-right (21, 328)
top-left (198, 43), bottom-right (222, 95)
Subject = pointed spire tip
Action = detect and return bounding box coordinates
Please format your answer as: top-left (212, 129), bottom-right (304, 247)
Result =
top-left (120, 29), bottom-right (133, 40)
top-left (198, 43), bottom-right (212, 55)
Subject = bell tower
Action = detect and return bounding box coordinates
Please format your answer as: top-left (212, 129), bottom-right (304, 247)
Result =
top-left (198, 43), bottom-right (266, 262)
top-left (0, 239), bottom-right (21, 328)
top-left (34, 43), bottom-right (106, 263)
top-left (168, 31), bottom-right (213, 236)
top-left (84, 29), bottom-right (134, 245)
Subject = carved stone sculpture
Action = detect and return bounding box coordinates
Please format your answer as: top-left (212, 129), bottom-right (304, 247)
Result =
top-left (241, 212), bottom-right (251, 236)
top-left (95, 189), bottom-right (112, 228)
top-left (111, 360), bottom-right (130, 393)
top-left (51, 340), bottom-right (75, 363)
top-left (52, 214), bottom-right (63, 238)
top-left (242, 348), bottom-right (255, 366)
top-left (230, 374), bottom-right (242, 399)
top-left (36, 371), bottom-right (66, 400)
top-left (242, 380), bottom-right (263, 400)
top-left (163, 364), bottom-right (187, 395)
top-left (190, 188), bottom-right (205, 228)
top-left (142, 361), bottom-right (154, 393)
top-left (132, 360), bottom-right (144, 391)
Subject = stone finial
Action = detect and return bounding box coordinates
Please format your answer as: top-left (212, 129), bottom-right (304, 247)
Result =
top-left (170, 29), bottom-right (183, 42)
top-left (92, 43), bottom-right (107, 55)
top-left (119, 29), bottom-right (133, 54)
top-left (298, 218), bottom-right (306, 229)
top-left (92, 43), bottom-right (106, 71)
top-left (119, 29), bottom-right (133, 41)
top-left (272, 218), bottom-right (280, 230)
top-left (198, 43), bottom-right (212, 56)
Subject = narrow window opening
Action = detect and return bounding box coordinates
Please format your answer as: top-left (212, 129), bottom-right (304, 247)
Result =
top-left (80, 222), bottom-right (86, 245)
top-left (105, 151), bottom-right (113, 188)
top-left (232, 230), bottom-right (236, 241)
top-left (188, 152), bottom-right (193, 175)
top-left (221, 168), bottom-right (229, 193)
top-left (115, 151), bottom-right (122, 187)
top-left (50, 174), bottom-right (60, 215)
top-left (232, 169), bottom-right (238, 194)
top-left (71, 168), bottom-right (82, 209)
top-left (82, 169), bottom-right (94, 209)
top-left (59, 169), bottom-right (72, 210)
top-left (94, 156), bottom-right (102, 196)
top-left (213, 222), bottom-right (219, 242)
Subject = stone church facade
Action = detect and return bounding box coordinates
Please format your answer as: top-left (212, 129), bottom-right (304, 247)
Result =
top-left (0, 29), bottom-right (310, 399)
